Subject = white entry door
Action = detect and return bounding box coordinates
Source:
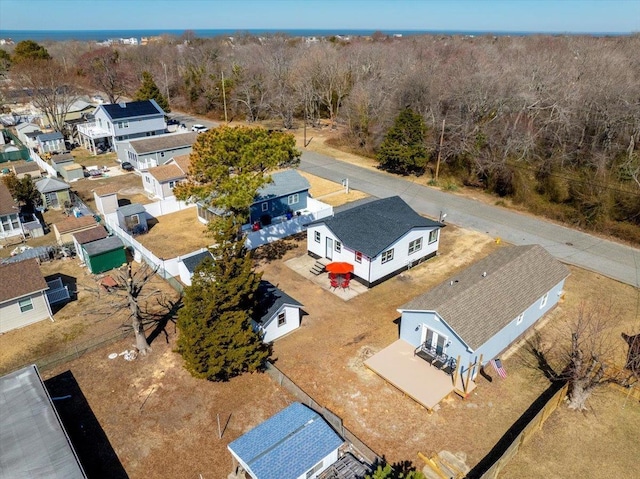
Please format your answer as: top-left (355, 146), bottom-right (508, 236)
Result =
top-left (326, 238), bottom-right (333, 260)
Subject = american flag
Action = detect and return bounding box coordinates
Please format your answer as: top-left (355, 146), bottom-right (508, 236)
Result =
top-left (491, 359), bottom-right (507, 379)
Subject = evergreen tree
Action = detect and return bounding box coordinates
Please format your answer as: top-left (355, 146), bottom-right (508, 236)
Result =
top-left (12, 40), bottom-right (50, 63)
top-left (2, 173), bottom-right (41, 212)
top-left (366, 464), bottom-right (425, 479)
top-left (376, 108), bottom-right (428, 175)
top-left (174, 125), bottom-right (299, 225)
top-left (134, 71), bottom-right (170, 112)
top-left (177, 217), bottom-right (269, 381)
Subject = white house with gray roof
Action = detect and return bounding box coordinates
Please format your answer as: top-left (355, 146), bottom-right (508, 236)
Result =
top-left (252, 280), bottom-right (303, 343)
top-left (306, 196), bottom-right (444, 287)
top-left (117, 132), bottom-right (197, 171)
top-left (397, 245), bottom-right (570, 377)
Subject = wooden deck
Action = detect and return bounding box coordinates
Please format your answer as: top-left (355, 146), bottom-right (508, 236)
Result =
top-left (365, 340), bottom-right (476, 411)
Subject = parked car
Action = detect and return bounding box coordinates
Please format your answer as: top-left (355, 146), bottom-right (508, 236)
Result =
top-left (121, 162), bottom-right (134, 171)
top-left (191, 124), bottom-right (209, 133)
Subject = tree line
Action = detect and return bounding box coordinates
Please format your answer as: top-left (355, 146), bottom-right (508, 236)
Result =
top-left (1, 33), bottom-right (639, 242)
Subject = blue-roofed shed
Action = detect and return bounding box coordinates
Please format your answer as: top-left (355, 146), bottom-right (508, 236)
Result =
top-left (116, 203), bottom-right (148, 235)
top-left (227, 402), bottom-right (343, 479)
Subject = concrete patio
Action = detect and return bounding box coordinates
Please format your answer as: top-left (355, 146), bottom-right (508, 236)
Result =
top-left (285, 254), bottom-right (369, 301)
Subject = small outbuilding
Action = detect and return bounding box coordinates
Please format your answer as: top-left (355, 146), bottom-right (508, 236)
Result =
top-left (93, 183), bottom-right (119, 215)
top-left (36, 131), bottom-right (65, 153)
top-left (80, 235), bottom-right (126, 274)
top-left (178, 249), bottom-right (213, 286)
top-left (10, 160), bottom-right (42, 180)
top-left (228, 402), bottom-right (343, 479)
top-left (253, 280), bottom-right (303, 343)
top-left (116, 203), bottom-right (148, 235)
top-left (72, 225), bottom-right (108, 256)
top-left (53, 215), bottom-right (97, 245)
top-left (36, 177), bottom-right (71, 209)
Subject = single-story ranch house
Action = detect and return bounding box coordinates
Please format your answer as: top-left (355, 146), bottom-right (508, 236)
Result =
top-left (365, 244), bottom-right (570, 411)
top-left (0, 259), bottom-right (53, 333)
top-left (306, 196), bottom-right (444, 287)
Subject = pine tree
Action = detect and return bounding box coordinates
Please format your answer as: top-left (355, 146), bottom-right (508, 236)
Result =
top-left (177, 217), bottom-right (269, 381)
top-left (134, 71), bottom-right (170, 112)
top-left (377, 108), bottom-right (428, 175)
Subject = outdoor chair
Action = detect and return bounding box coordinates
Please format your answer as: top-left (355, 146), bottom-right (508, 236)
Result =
top-left (330, 278), bottom-right (339, 290)
top-left (432, 352), bottom-right (449, 370)
top-left (341, 276), bottom-right (351, 289)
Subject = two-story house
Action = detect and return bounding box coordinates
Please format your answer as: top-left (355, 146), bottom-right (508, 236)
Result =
top-left (77, 100), bottom-right (166, 155)
top-left (119, 132), bottom-right (197, 171)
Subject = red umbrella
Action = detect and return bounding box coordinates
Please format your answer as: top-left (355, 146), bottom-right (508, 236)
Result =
top-left (326, 262), bottom-right (354, 274)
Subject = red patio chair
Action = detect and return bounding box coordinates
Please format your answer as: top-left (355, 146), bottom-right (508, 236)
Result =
top-left (330, 278), bottom-right (339, 290)
top-left (341, 275), bottom-right (351, 289)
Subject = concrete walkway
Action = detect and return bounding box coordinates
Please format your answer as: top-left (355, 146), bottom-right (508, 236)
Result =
top-left (300, 150), bottom-right (640, 287)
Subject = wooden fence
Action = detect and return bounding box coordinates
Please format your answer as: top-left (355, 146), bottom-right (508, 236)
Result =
top-left (471, 382), bottom-right (569, 479)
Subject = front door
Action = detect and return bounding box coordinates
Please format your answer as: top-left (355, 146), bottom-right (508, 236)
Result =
top-left (326, 237), bottom-right (333, 260)
top-left (421, 326), bottom-right (447, 354)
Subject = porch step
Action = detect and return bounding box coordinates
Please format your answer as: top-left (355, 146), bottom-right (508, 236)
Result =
top-left (310, 260), bottom-right (326, 275)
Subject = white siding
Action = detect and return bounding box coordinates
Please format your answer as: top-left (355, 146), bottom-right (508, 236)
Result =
top-left (295, 449), bottom-right (340, 479)
top-left (260, 305), bottom-right (301, 343)
top-left (94, 193), bottom-right (119, 215)
top-left (0, 292), bottom-right (51, 333)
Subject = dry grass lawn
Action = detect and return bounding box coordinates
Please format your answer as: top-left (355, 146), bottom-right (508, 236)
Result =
top-left (135, 207), bottom-right (211, 258)
top-left (298, 171), bottom-right (369, 207)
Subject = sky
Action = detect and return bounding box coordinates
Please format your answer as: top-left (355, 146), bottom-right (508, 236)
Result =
top-left (0, 0), bottom-right (638, 34)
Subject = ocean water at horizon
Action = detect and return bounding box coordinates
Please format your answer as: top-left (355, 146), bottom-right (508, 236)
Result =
top-left (0, 28), bottom-right (626, 42)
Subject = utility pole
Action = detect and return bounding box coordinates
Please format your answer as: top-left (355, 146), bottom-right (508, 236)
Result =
top-left (221, 70), bottom-right (228, 123)
top-left (162, 62), bottom-right (170, 107)
top-left (435, 118), bottom-right (445, 182)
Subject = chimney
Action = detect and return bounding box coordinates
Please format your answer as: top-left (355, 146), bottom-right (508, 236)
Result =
top-left (482, 272), bottom-right (487, 277)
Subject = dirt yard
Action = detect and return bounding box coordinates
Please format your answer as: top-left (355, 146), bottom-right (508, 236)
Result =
top-left (298, 170), bottom-right (369, 207)
top-left (257, 231), bottom-right (640, 473)
top-left (0, 259), bottom-right (180, 375)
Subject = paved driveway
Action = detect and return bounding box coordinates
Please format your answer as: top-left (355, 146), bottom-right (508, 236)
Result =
top-left (300, 150), bottom-right (640, 287)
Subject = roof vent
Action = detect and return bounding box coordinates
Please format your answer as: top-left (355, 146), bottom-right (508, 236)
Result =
top-left (119, 102), bottom-right (126, 108)
top-left (482, 272), bottom-right (487, 277)
top-left (450, 279), bottom-right (459, 286)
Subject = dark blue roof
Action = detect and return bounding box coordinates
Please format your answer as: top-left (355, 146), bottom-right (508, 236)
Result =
top-left (228, 402), bottom-right (343, 479)
top-left (254, 280), bottom-right (302, 324)
top-left (308, 196), bottom-right (443, 258)
top-left (182, 250), bottom-right (213, 274)
top-left (101, 100), bottom-right (164, 120)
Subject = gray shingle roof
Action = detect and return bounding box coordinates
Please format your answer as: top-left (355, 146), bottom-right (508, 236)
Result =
top-left (129, 132), bottom-right (197, 155)
top-left (102, 99), bottom-right (164, 120)
top-left (117, 203), bottom-right (146, 216)
top-left (181, 250), bottom-right (213, 274)
top-left (308, 196), bottom-right (443, 258)
top-left (36, 177), bottom-right (71, 194)
top-left (82, 235), bottom-right (124, 256)
top-left (254, 280), bottom-right (303, 324)
top-left (0, 365), bottom-right (87, 479)
top-left (254, 170), bottom-right (310, 203)
top-left (399, 245), bottom-right (570, 350)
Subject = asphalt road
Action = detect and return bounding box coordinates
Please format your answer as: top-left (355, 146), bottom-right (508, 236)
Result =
top-left (300, 149), bottom-right (640, 288)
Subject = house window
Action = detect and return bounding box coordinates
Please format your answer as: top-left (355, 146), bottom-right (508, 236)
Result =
top-left (408, 238), bottom-right (422, 255)
top-left (19, 297), bottom-right (34, 313)
top-left (0, 216), bottom-right (9, 231)
top-left (277, 312), bottom-right (286, 327)
top-left (381, 248), bottom-right (394, 264)
top-left (306, 460), bottom-right (324, 479)
top-left (160, 152), bottom-right (165, 157)
top-left (118, 121), bottom-right (129, 128)
top-left (335, 241), bottom-right (341, 253)
top-left (145, 176), bottom-right (150, 183)
top-left (169, 181), bottom-right (176, 188)
top-left (288, 193), bottom-right (300, 205)
top-left (314, 231), bottom-right (321, 243)
top-left (10, 214), bottom-right (19, 229)
top-left (355, 251), bottom-right (362, 263)
top-left (540, 293), bottom-right (549, 308)
top-left (429, 229), bottom-right (439, 244)
top-left (516, 313), bottom-right (524, 325)
top-left (261, 202), bottom-right (269, 212)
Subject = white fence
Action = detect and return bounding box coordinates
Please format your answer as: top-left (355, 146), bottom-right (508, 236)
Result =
top-left (29, 148), bottom-right (57, 177)
top-left (244, 198), bottom-right (333, 250)
top-left (142, 197), bottom-right (195, 217)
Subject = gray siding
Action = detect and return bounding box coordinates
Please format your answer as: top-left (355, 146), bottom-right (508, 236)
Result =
top-left (250, 190), bottom-right (309, 224)
top-left (0, 292), bottom-right (51, 333)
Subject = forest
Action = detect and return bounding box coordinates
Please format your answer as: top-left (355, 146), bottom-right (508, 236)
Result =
top-left (1, 32), bottom-right (639, 243)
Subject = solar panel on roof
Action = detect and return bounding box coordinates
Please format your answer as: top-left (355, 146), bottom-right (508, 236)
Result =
top-left (102, 100), bottom-right (164, 120)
